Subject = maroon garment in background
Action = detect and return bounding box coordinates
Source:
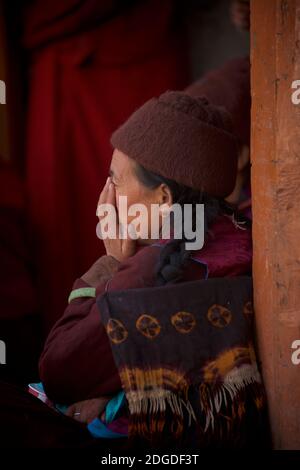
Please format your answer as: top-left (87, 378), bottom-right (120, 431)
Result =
top-left (23, 0), bottom-right (188, 334)
top-left (0, 164), bottom-right (41, 382)
top-left (0, 165), bottom-right (35, 321)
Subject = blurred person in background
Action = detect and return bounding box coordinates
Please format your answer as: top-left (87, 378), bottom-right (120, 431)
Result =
top-left (186, 55), bottom-right (251, 219)
top-left (21, 0), bottom-right (189, 334)
top-left (230, 0), bottom-right (250, 32)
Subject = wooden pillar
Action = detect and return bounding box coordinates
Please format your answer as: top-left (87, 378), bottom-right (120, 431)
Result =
top-left (251, 0), bottom-right (300, 449)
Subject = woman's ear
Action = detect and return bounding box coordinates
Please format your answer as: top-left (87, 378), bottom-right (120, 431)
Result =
top-left (158, 183), bottom-right (173, 206)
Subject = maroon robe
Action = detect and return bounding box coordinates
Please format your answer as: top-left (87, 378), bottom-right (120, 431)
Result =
top-left (39, 215), bottom-right (252, 404)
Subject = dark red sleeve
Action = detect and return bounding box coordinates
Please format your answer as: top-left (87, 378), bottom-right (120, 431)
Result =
top-left (39, 246), bottom-right (160, 404)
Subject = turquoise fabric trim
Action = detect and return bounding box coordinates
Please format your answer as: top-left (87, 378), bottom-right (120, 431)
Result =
top-left (55, 403), bottom-right (69, 414)
top-left (87, 391), bottom-right (126, 439)
top-left (68, 287), bottom-right (96, 304)
top-left (29, 382), bottom-right (44, 394)
top-left (87, 417), bottom-right (126, 439)
top-left (105, 390), bottom-right (126, 423)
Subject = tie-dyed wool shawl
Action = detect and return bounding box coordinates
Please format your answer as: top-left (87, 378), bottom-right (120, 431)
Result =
top-left (97, 276), bottom-right (269, 448)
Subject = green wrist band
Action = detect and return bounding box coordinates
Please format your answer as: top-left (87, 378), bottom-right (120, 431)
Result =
top-left (68, 287), bottom-right (96, 304)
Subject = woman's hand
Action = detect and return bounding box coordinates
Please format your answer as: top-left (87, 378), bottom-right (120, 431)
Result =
top-left (97, 177), bottom-right (136, 262)
top-left (65, 397), bottom-right (111, 424)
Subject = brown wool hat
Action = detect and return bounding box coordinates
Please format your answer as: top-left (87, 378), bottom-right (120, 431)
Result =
top-left (110, 91), bottom-right (238, 197)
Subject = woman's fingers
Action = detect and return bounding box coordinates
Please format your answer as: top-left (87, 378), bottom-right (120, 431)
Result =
top-left (65, 398), bottom-right (111, 424)
top-left (65, 404), bottom-right (76, 418)
top-left (106, 181), bottom-right (116, 207)
top-left (106, 180), bottom-right (120, 230)
top-left (97, 179), bottom-right (137, 261)
top-left (65, 403), bottom-right (84, 422)
top-left (97, 180), bottom-right (118, 240)
top-left (97, 177), bottom-right (111, 211)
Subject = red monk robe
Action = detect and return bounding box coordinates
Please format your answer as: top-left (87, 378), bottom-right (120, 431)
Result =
top-left (23, 0), bottom-right (188, 334)
top-left (0, 163), bottom-right (41, 383)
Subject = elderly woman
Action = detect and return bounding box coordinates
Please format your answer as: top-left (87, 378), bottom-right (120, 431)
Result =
top-left (37, 91), bottom-right (253, 433)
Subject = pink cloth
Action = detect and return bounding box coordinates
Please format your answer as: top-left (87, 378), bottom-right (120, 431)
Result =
top-left (192, 214), bottom-right (252, 277)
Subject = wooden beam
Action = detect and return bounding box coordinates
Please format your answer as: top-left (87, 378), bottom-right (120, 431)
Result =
top-left (251, 0), bottom-right (300, 449)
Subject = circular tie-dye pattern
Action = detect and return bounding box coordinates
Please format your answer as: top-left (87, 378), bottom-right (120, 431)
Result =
top-left (207, 304), bottom-right (232, 328)
top-left (136, 314), bottom-right (161, 339)
top-left (171, 311), bottom-right (196, 333)
top-left (106, 318), bottom-right (128, 344)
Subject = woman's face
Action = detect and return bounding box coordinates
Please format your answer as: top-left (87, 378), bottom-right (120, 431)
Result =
top-left (108, 149), bottom-right (172, 241)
